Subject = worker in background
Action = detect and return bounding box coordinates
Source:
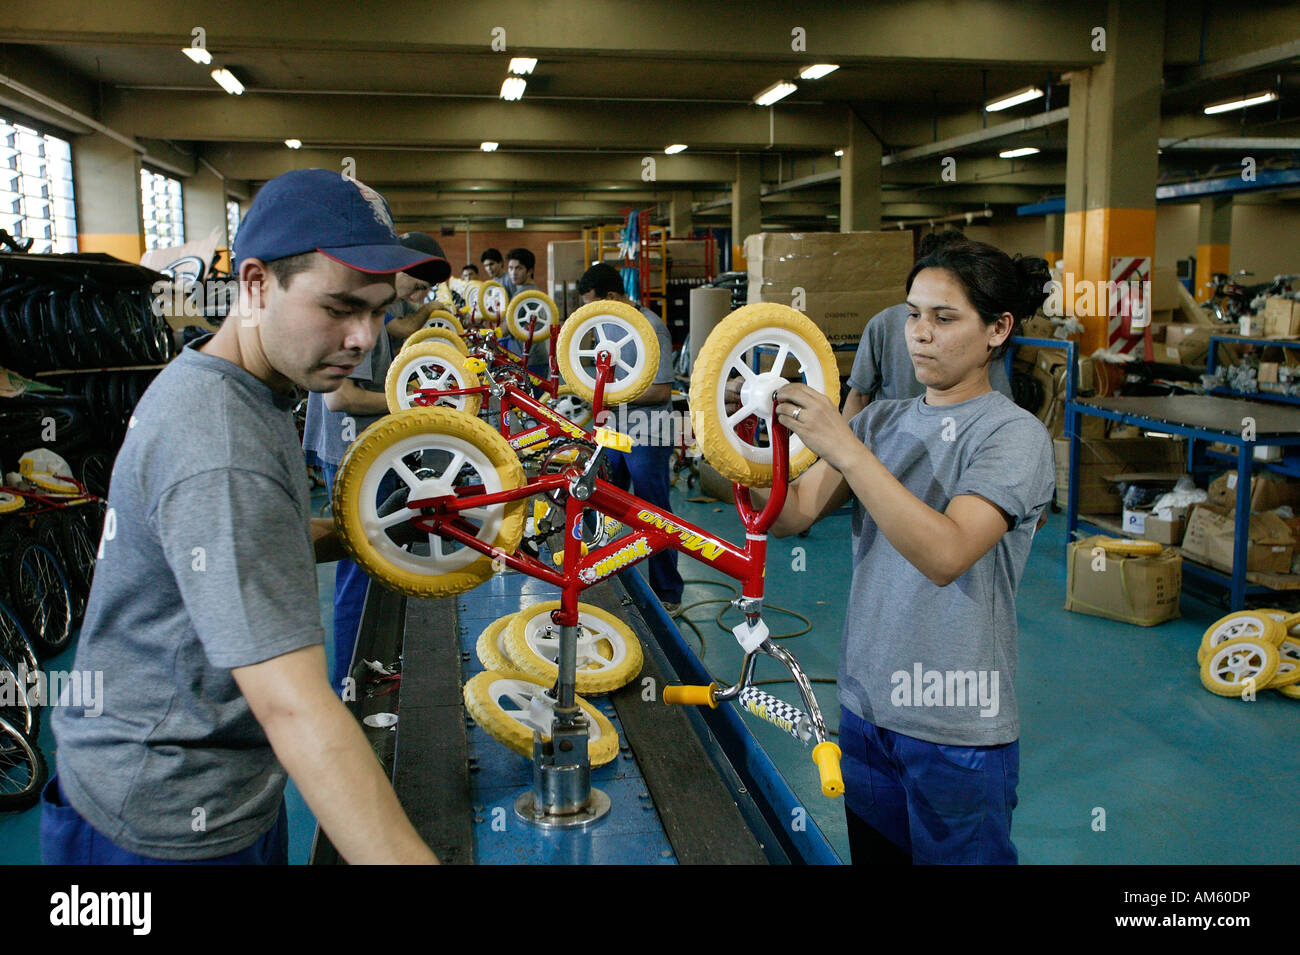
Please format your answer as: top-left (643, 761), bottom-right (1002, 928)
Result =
top-left (461, 263), bottom-right (480, 281)
top-left (741, 239), bottom-right (1054, 864)
top-left (303, 231), bottom-right (452, 695)
top-left (576, 263), bottom-right (683, 614)
top-left (503, 247), bottom-right (538, 299)
top-left (45, 169), bottom-right (441, 864)
top-left (480, 248), bottom-right (505, 281)
top-left (841, 230), bottom-right (1013, 423)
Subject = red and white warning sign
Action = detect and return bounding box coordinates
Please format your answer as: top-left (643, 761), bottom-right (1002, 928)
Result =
top-left (1108, 256), bottom-right (1151, 356)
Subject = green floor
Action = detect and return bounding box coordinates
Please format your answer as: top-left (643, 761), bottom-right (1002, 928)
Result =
top-left (7, 480), bottom-right (1297, 864)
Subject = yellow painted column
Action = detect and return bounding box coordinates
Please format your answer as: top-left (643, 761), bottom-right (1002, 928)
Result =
top-left (1062, 0), bottom-right (1164, 355)
top-left (731, 156), bottom-right (761, 271)
top-left (72, 133), bottom-right (144, 261)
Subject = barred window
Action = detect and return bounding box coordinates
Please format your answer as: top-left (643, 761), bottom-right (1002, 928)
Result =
top-left (226, 198), bottom-right (241, 246)
top-left (0, 116), bottom-right (77, 254)
top-left (140, 167), bottom-right (184, 251)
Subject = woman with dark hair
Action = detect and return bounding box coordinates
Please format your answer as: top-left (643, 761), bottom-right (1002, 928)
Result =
top-left (744, 239), bottom-right (1055, 864)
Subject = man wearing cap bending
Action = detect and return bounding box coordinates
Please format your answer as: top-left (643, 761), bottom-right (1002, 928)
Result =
top-left (44, 169), bottom-right (441, 864)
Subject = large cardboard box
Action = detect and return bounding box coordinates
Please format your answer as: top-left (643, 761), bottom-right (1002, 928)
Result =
top-left (547, 240), bottom-right (589, 298)
top-left (666, 239), bottom-right (718, 280)
top-left (1181, 503), bottom-right (1295, 574)
top-left (1160, 325), bottom-right (1211, 365)
top-left (748, 286), bottom-right (901, 340)
top-left (1263, 296), bottom-right (1300, 338)
top-left (745, 231), bottom-right (912, 340)
top-left (1053, 437), bottom-right (1187, 514)
top-left (1207, 471), bottom-right (1300, 512)
top-left (1065, 535), bottom-right (1182, 626)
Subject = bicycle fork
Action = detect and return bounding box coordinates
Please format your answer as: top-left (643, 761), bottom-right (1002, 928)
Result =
top-left (664, 600), bottom-right (844, 798)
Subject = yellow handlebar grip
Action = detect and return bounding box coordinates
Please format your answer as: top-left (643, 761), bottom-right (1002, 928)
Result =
top-left (812, 741), bottom-right (844, 798)
top-left (594, 427), bottom-right (633, 453)
top-left (662, 684), bottom-right (718, 708)
top-left (464, 357), bottom-right (487, 374)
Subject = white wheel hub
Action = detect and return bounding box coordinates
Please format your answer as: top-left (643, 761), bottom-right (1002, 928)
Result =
top-left (489, 677), bottom-right (604, 742)
top-left (519, 611), bottom-right (629, 675)
top-left (1208, 640), bottom-right (1272, 685)
top-left (358, 432), bottom-right (506, 576)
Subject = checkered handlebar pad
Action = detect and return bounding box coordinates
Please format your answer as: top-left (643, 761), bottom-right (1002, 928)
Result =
top-left (737, 686), bottom-right (813, 743)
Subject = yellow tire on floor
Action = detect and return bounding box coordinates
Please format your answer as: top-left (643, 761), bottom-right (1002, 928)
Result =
top-left (505, 289), bottom-right (560, 343)
top-left (1278, 684), bottom-right (1300, 699)
top-left (1199, 610), bottom-right (1286, 665)
top-left (385, 341), bottom-right (482, 415)
top-left (504, 600), bottom-right (643, 695)
top-left (479, 281), bottom-right (509, 320)
top-left (463, 669), bottom-right (619, 765)
top-left (0, 492), bottom-right (23, 514)
top-left (1265, 658), bottom-right (1300, 689)
top-left (689, 303), bottom-right (839, 487)
top-left (1259, 610), bottom-right (1300, 645)
top-left (332, 407), bottom-right (525, 599)
top-left (555, 300), bottom-right (659, 405)
top-left (475, 612), bottom-right (519, 671)
top-left (422, 309), bottom-right (465, 335)
top-left (1199, 637), bottom-right (1280, 698)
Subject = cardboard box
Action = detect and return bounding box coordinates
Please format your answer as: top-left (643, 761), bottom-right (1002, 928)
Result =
top-left (1181, 503), bottom-right (1295, 574)
top-left (1207, 471), bottom-right (1300, 512)
top-left (747, 286), bottom-right (902, 340)
top-left (743, 231), bottom-right (912, 289)
top-left (666, 239), bottom-right (718, 280)
top-left (1065, 534), bottom-right (1182, 626)
top-left (1161, 326), bottom-right (1211, 365)
top-left (547, 240), bottom-right (590, 297)
top-left (1263, 296), bottom-right (1300, 338)
top-left (1053, 437), bottom-right (1187, 514)
top-left (1143, 514), bottom-right (1187, 546)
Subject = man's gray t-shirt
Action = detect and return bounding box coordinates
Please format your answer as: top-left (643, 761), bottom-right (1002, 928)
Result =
top-left (839, 390), bottom-right (1054, 746)
top-left (605, 305), bottom-right (675, 446)
top-left (848, 303), bottom-right (1013, 401)
top-left (52, 339), bottom-right (324, 859)
top-left (301, 318), bottom-right (395, 469)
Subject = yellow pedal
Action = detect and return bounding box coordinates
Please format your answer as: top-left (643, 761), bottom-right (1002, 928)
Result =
top-left (550, 542), bottom-right (590, 566)
top-left (594, 428), bottom-right (633, 453)
top-left (603, 517), bottom-right (622, 535)
top-left (464, 357), bottom-right (487, 374)
top-left (494, 327), bottom-right (507, 339)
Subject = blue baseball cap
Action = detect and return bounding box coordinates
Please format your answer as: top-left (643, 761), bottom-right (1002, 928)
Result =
top-left (234, 168), bottom-right (450, 283)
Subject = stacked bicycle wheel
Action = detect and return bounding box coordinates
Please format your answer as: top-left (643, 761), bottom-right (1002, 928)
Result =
top-left (463, 603), bottom-right (643, 765)
top-left (1198, 609), bottom-right (1300, 699)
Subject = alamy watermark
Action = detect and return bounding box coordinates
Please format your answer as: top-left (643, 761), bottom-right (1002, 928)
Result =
top-left (0, 661), bottom-right (104, 716)
top-left (890, 663), bottom-right (1000, 717)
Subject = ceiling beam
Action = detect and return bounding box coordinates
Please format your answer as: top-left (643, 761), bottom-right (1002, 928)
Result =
top-left (0, 1), bottom-right (1106, 65)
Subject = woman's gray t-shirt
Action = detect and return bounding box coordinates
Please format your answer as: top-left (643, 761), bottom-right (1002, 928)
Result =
top-left (839, 390), bottom-right (1054, 746)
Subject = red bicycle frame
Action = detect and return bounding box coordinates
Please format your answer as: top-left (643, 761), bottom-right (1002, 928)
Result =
top-left (400, 400), bottom-right (790, 628)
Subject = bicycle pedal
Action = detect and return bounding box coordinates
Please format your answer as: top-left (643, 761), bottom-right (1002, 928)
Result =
top-left (594, 427), bottom-right (633, 453)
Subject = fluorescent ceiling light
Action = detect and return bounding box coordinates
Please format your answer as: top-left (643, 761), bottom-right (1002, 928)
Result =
top-left (999, 146), bottom-right (1040, 158)
top-left (508, 57), bottom-right (538, 75)
top-left (181, 47), bottom-right (211, 65)
top-left (985, 86), bottom-right (1043, 112)
top-left (284, 138), bottom-right (302, 149)
top-left (753, 81), bottom-right (797, 106)
top-left (210, 68), bottom-right (244, 95)
top-left (480, 141), bottom-right (499, 152)
top-left (799, 64), bottom-right (839, 80)
top-left (834, 149), bottom-right (844, 157)
top-left (664, 144), bottom-right (688, 154)
top-left (1203, 91), bottom-right (1278, 115)
top-left (500, 76), bottom-right (526, 101)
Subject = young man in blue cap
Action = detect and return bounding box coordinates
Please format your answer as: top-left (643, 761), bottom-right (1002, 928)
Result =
top-left (44, 169), bottom-right (445, 864)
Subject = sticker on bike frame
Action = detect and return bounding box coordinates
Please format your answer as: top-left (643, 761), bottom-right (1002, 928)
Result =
top-left (578, 536), bottom-right (653, 584)
top-left (528, 401), bottom-right (588, 441)
top-left (635, 509), bottom-right (726, 560)
top-left (510, 427), bottom-right (550, 450)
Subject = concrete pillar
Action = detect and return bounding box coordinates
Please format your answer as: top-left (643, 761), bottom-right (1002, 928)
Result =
top-left (1062, 0), bottom-right (1164, 353)
top-left (840, 108), bottom-right (881, 232)
top-left (1195, 195), bottom-right (1232, 302)
top-left (669, 191), bottom-right (693, 238)
top-left (183, 162), bottom-right (230, 251)
top-left (72, 134), bottom-right (143, 261)
top-left (731, 156), bottom-right (761, 270)
top-left (1045, 212), bottom-right (1065, 266)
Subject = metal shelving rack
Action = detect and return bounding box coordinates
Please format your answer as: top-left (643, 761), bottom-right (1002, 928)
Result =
top-left (1206, 334), bottom-right (1300, 406)
top-left (581, 213), bottom-right (667, 315)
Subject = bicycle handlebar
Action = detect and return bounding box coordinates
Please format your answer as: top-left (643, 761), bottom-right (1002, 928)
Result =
top-left (812, 741), bottom-right (844, 797)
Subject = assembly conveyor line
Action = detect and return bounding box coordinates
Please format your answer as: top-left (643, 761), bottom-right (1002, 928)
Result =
top-left (312, 568), bottom-right (840, 865)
